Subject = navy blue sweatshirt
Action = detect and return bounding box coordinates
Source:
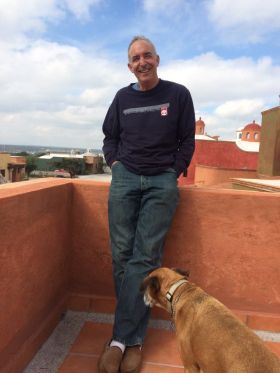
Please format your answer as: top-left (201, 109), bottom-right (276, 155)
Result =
top-left (102, 79), bottom-right (195, 177)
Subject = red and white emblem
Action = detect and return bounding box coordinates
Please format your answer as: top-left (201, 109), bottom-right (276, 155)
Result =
top-left (161, 106), bottom-right (168, 116)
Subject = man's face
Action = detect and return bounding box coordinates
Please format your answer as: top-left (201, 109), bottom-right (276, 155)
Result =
top-left (128, 40), bottom-right (160, 89)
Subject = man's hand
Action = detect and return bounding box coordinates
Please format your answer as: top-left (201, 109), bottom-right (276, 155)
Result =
top-left (111, 161), bottom-right (119, 167)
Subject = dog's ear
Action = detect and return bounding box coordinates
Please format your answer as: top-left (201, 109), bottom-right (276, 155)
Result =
top-left (140, 276), bottom-right (161, 294)
top-left (149, 276), bottom-right (161, 293)
top-left (171, 268), bottom-right (190, 278)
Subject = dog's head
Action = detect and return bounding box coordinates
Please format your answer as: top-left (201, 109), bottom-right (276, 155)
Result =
top-left (140, 267), bottom-right (190, 312)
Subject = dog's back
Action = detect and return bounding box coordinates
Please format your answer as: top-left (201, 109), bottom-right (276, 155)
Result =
top-left (141, 268), bottom-right (280, 373)
top-left (176, 286), bottom-right (280, 373)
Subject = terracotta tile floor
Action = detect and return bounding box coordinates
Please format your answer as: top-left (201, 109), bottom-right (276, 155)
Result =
top-left (58, 322), bottom-right (184, 372)
top-left (23, 310), bottom-right (280, 372)
top-left (58, 320), bottom-right (280, 373)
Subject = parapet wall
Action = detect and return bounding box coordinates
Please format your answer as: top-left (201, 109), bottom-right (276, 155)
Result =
top-left (0, 179), bottom-right (279, 372)
top-left (0, 179), bottom-right (72, 372)
top-left (70, 181), bottom-right (280, 314)
top-left (194, 164), bottom-right (257, 186)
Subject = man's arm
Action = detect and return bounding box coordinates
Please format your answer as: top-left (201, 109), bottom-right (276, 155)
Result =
top-left (102, 96), bottom-right (120, 167)
top-left (173, 89), bottom-right (196, 177)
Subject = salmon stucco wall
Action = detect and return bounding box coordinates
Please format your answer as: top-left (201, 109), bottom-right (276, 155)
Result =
top-left (163, 188), bottom-right (280, 313)
top-left (180, 140), bottom-right (259, 185)
top-left (0, 179), bottom-right (72, 372)
top-left (194, 164), bottom-right (258, 185)
top-left (70, 181), bottom-right (280, 314)
top-left (0, 179), bottom-right (280, 372)
top-left (70, 181), bottom-right (114, 296)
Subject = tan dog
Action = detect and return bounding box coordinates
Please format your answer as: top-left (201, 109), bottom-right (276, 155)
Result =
top-left (141, 267), bottom-right (280, 373)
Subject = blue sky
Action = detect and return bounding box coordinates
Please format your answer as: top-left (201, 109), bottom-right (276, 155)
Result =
top-left (0, 0), bottom-right (280, 149)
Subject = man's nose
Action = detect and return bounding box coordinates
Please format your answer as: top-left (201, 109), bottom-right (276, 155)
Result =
top-left (139, 55), bottom-right (147, 64)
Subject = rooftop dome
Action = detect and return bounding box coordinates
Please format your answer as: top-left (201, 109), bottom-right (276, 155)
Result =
top-left (243, 120), bottom-right (261, 131)
top-left (196, 117), bottom-right (205, 126)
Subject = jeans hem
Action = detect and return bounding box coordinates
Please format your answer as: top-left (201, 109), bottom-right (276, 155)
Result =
top-left (112, 336), bottom-right (143, 347)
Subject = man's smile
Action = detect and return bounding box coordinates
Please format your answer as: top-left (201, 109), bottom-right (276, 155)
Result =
top-left (138, 65), bottom-right (151, 73)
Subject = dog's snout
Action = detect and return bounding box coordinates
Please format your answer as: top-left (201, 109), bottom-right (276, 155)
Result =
top-left (143, 293), bottom-right (151, 307)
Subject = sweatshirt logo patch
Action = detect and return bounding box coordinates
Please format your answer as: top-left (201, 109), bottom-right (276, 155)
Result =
top-left (123, 103), bottom-right (170, 115)
top-left (161, 106), bottom-right (168, 116)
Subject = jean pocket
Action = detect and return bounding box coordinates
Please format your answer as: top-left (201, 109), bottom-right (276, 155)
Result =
top-left (111, 161), bottom-right (121, 169)
top-left (165, 167), bottom-right (177, 174)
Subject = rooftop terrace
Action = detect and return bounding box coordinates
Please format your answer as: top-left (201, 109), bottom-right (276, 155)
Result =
top-left (1, 178), bottom-right (279, 372)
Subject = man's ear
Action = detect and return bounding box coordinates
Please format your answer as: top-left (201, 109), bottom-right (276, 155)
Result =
top-left (128, 62), bottom-right (134, 73)
top-left (156, 54), bottom-right (160, 66)
top-left (171, 268), bottom-right (190, 278)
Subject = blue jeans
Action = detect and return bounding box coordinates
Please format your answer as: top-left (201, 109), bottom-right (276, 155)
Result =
top-left (108, 162), bottom-right (179, 346)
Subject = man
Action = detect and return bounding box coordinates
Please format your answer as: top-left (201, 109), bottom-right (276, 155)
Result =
top-left (99, 36), bottom-right (195, 373)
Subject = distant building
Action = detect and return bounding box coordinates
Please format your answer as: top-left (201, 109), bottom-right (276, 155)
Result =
top-left (258, 106), bottom-right (280, 177)
top-left (235, 120), bottom-right (261, 152)
top-left (239, 120), bottom-right (261, 142)
top-left (36, 151), bottom-right (103, 175)
top-left (232, 106), bottom-right (280, 190)
top-left (179, 118), bottom-right (261, 186)
top-left (195, 117), bottom-right (219, 141)
top-left (195, 117), bottom-right (205, 135)
top-left (82, 151), bottom-right (104, 174)
top-left (0, 152), bottom-right (26, 183)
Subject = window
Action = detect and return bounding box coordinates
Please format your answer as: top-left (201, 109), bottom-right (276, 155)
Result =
top-left (254, 133), bottom-right (259, 140)
top-left (246, 132), bottom-right (250, 140)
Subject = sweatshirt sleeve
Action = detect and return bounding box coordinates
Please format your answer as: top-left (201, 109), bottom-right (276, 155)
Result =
top-left (173, 88), bottom-right (196, 177)
top-left (102, 95), bottom-right (120, 167)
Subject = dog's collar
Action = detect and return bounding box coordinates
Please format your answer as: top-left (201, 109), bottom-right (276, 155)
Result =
top-left (166, 279), bottom-right (188, 303)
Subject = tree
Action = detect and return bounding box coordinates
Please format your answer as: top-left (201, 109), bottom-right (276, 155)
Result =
top-left (53, 158), bottom-right (84, 178)
top-left (13, 151), bottom-right (29, 156)
top-left (25, 155), bottom-right (37, 176)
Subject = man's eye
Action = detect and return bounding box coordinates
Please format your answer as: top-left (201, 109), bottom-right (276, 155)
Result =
top-left (144, 53), bottom-right (152, 58)
top-left (132, 56), bottom-right (140, 62)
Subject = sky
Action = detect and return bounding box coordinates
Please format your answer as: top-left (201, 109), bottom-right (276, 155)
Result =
top-left (0, 0), bottom-right (280, 150)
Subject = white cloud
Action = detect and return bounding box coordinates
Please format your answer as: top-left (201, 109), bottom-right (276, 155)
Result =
top-left (207, 0), bottom-right (280, 40)
top-left (0, 39), bottom-right (127, 111)
top-left (209, 99), bottom-right (264, 136)
top-left (143, 0), bottom-right (184, 11)
top-left (1, 41), bottom-right (279, 147)
top-left (160, 53), bottom-right (280, 138)
top-left (0, 0), bottom-right (279, 147)
top-left (142, 0), bottom-right (191, 17)
top-left (0, 107), bottom-right (106, 148)
top-left (0, 39), bottom-right (129, 148)
top-left (79, 88), bottom-right (113, 106)
top-left (63, 0), bottom-right (101, 20)
top-left (0, 0), bottom-right (62, 30)
top-left (215, 99), bottom-right (264, 118)
top-left (0, 0), bottom-right (101, 45)
top-left (160, 53), bottom-right (280, 107)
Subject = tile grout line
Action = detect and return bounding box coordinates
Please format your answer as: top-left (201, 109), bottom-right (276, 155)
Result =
top-left (23, 311), bottom-right (87, 373)
top-left (23, 310), bottom-right (280, 372)
top-left (67, 351), bottom-right (185, 368)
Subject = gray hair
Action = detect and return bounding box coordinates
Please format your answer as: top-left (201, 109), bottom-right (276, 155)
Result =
top-left (128, 35), bottom-right (157, 57)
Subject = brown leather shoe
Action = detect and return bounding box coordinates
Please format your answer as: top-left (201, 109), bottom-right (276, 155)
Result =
top-left (120, 345), bottom-right (142, 373)
top-left (97, 341), bottom-right (123, 373)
